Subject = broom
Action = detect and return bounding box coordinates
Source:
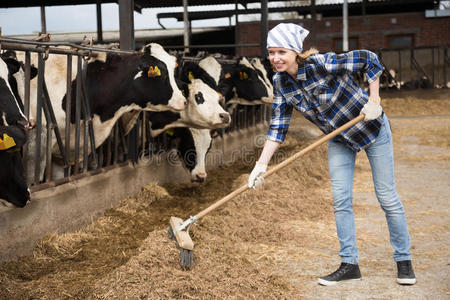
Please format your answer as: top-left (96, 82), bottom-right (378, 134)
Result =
top-left (169, 114), bottom-right (365, 269)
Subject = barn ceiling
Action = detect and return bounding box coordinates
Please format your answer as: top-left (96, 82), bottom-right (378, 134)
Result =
top-left (0, 0), bottom-right (288, 10)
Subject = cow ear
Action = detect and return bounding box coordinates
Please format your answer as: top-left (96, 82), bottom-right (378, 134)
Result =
top-left (143, 45), bottom-right (151, 56)
top-left (4, 58), bottom-right (21, 75)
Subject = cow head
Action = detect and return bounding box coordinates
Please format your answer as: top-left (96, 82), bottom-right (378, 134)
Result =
top-left (226, 57), bottom-right (271, 103)
top-left (134, 43), bottom-right (187, 112)
top-left (0, 57), bottom-right (29, 128)
top-left (250, 57), bottom-right (274, 103)
top-left (170, 127), bottom-right (212, 183)
top-left (182, 79), bottom-right (230, 129)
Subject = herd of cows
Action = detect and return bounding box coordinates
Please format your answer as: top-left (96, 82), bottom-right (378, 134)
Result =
top-left (0, 43), bottom-right (275, 208)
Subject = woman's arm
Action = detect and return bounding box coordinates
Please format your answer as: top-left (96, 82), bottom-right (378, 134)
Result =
top-left (257, 139), bottom-right (280, 165)
top-left (368, 77), bottom-right (380, 103)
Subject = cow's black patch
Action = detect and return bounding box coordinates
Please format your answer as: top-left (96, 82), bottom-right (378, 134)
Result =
top-left (178, 61), bottom-right (217, 92)
top-left (147, 111), bottom-right (181, 130)
top-left (0, 150), bottom-right (29, 207)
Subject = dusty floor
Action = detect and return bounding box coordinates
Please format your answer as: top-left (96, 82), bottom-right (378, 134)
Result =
top-left (0, 89), bottom-right (449, 299)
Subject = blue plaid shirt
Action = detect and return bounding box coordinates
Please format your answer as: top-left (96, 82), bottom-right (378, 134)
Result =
top-left (267, 50), bottom-right (384, 151)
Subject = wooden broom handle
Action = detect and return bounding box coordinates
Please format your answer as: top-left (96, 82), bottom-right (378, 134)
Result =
top-left (194, 114), bottom-right (365, 220)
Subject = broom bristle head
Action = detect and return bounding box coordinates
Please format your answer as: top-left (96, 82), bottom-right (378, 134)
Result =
top-left (180, 249), bottom-right (194, 269)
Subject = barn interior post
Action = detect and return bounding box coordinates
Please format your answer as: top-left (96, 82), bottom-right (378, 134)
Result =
top-left (261, 0), bottom-right (268, 57)
top-left (183, 0), bottom-right (190, 53)
top-left (343, 0), bottom-right (348, 51)
top-left (311, 0), bottom-right (316, 46)
top-left (40, 6), bottom-right (47, 34)
top-left (234, 0), bottom-right (239, 56)
top-left (119, 0), bottom-right (138, 162)
top-left (96, 0), bottom-right (103, 43)
top-left (119, 0), bottom-right (135, 50)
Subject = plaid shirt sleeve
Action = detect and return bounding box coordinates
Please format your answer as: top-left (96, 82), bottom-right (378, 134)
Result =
top-left (319, 50), bottom-right (384, 83)
top-left (266, 79), bottom-right (293, 144)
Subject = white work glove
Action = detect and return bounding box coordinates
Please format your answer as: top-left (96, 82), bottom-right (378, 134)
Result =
top-left (361, 99), bottom-right (382, 121)
top-left (248, 162), bottom-right (267, 189)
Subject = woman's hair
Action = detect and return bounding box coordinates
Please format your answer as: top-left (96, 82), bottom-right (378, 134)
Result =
top-left (296, 47), bottom-right (319, 64)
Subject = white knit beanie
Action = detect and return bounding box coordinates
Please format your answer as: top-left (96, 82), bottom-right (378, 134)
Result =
top-left (267, 23), bottom-right (309, 53)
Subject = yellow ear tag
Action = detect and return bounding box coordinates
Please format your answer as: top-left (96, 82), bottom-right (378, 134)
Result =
top-left (239, 72), bottom-right (249, 80)
top-left (165, 128), bottom-right (175, 136)
top-left (0, 133), bottom-right (16, 150)
top-left (188, 71), bottom-right (195, 82)
top-left (224, 73), bottom-right (231, 79)
top-left (148, 66), bottom-right (161, 78)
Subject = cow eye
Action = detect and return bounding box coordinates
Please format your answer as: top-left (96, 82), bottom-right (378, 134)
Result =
top-left (194, 92), bottom-right (205, 105)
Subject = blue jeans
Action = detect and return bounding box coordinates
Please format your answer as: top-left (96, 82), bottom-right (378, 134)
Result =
top-left (328, 114), bottom-right (412, 264)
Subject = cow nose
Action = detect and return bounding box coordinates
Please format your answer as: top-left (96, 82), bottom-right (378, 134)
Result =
top-left (192, 173), bottom-right (206, 183)
top-left (219, 113), bottom-right (230, 123)
top-left (17, 118), bottom-right (31, 129)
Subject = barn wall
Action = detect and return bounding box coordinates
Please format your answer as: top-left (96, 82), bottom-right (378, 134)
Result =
top-left (238, 12), bottom-right (450, 56)
top-left (0, 124), bottom-right (267, 261)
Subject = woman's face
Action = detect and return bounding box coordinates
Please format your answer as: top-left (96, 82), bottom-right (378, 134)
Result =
top-left (268, 47), bottom-right (298, 77)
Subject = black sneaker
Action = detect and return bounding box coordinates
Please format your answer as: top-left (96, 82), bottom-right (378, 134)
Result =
top-left (318, 263), bottom-right (362, 286)
top-left (396, 260), bottom-right (416, 285)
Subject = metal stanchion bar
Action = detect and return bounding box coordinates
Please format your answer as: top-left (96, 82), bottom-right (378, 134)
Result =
top-left (64, 54), bottom-right (72, 177)
top-left (0, 38), bottom-right (135, 56)
top-left (73, 56), bottom-right (82, 174)
top-left (22, 51), bottom-right (31, 176)
top-left (113, 123), bottom-right (119, 164)
top-left (34, 52), bottom-right (44, 185)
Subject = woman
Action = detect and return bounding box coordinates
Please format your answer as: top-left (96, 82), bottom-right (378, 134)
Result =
top-left (248, 23), bottom-right (415, 286)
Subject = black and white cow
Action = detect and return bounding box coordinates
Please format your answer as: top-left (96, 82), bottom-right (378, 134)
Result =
top-left (16, 43), bottom-right (187, 180)
top-left (0, 56), bottom-right (30, 207)
top-left (143, 58), bottom-right (231, 182)
top-left (62, 43), bottom-right (187, 155)
top-left (197, 55), bottom-right (273, 107)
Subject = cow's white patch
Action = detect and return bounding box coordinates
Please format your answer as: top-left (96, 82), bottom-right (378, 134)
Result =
top-left (13, 67), bottom-right (25, 102)
top-left (133, 70), bottom-right (143, 80)
top-left (250, 57), bottom-right (274, 101)
top-left (199, 56), bottom-right (222, 85)
top-left (189, 128), bottom-right (211, 181)
top-left (0, 58), bottom-right (28, 122)
top-left (91, 104), bottom-right (141, 151)
top-left (92, 52), bottom-right (107, 63)
top-left (1, 113), bottom-right (8, 126)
